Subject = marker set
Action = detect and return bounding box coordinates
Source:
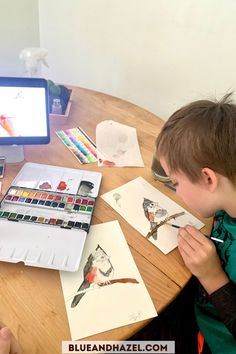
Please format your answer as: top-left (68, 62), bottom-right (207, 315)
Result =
top-left (56, 127), bottom-right (97, 164)
top-left (0, 162), bottom-right (102, 272)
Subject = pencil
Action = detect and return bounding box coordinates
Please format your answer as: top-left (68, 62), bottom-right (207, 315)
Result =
top-left (164, 183), bottom-right (176, 192)
top-left (78, 126), bottom-right (96, 148)
top-left (166, 223), bottom-right (224, 243)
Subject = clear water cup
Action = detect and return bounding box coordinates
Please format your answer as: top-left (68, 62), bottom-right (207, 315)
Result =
top-left (151, 154), bottom-right (171, 182)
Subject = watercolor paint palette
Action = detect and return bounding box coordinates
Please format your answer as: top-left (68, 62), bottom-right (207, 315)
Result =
top-left (1, 186), bottom-right (95, 231)
top-left (0, 163), bottom-right (102, 272)
top-left (56, 127), bottom-right (97, 164)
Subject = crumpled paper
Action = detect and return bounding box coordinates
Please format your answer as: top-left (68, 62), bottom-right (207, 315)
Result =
top-left (96, 120), bottom-right (144, 167)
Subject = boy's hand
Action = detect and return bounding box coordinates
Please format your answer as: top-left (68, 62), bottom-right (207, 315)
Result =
top-left (0, 323), bottom-right (22, 354)
top-left (177, 225), bottom-right (229, 294)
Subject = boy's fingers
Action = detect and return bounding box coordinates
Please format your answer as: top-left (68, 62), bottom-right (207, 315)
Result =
top-left (184, 225), bottom-right (209, 244)
top-left (0, 327), bottom-right (22, 354)
top-left (178, 227), bottom-right (202, 251)
top-left (0, 327), bottom-right (11, 354)
top-left (0, 323), bottom-right (6, 330)
top-left (9, 335), bottom-right (22, 354)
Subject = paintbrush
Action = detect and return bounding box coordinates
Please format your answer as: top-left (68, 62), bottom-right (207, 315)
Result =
top-left (166, 223), bottom-right (224, 243)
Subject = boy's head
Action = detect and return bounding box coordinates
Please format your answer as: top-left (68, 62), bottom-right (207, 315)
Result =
top-left (156, 93), bottom-right (236, 217)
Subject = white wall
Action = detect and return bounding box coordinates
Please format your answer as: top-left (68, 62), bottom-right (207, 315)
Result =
top-left (39, 0), bottom-right (236, 119)
top-left (0, 0), bottom-right (40, 76)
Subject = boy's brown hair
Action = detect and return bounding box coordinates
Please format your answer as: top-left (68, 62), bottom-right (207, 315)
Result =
top-left (156, 92), bottom-right (236, 184)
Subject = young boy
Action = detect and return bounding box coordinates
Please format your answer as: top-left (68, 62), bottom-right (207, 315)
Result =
top-left (155, 93), bottom-right (236, 353)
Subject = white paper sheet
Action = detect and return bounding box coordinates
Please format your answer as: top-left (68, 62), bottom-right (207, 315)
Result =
top-left (60, 220), bottom-right (157, 339)
top-left (96, 120), bottom-right (144, 167)
top-left (101, 177), bottom-right (205, 254)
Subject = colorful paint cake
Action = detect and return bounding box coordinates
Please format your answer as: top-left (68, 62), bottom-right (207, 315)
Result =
top-left (0, 186), bottom-right (96, 232)
top-left (56, 126), bottom-right (97, 164)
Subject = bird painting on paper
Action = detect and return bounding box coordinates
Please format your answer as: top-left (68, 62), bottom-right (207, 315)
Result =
top-left (71, 245), bottom-right (114, 308)
top-left (142, 197), bottom-right (168, 241)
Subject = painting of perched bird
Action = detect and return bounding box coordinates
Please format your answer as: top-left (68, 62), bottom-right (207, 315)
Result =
top-left (71, 245), bottom-right (114, 308)
top-left (142, 198), bottom-right (168, 240)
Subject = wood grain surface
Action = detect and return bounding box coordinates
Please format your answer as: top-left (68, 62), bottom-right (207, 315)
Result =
top-left (0, 86), bottom-right (212, 353)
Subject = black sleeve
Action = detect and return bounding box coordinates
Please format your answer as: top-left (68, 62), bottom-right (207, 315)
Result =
top-left (209, 281), bottom-right (236, 339)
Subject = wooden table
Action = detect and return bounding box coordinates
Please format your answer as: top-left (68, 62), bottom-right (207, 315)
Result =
top-left (0, 86), bottom-right (212, 354)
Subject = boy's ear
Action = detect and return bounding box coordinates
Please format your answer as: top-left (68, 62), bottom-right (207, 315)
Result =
top-left (201, 168), bottom-right (218, 192)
